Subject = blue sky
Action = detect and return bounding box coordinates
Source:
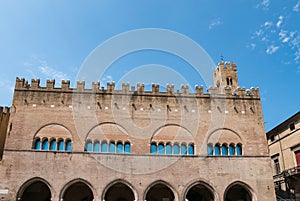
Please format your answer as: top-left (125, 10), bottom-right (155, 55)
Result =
top-left (0, 0), bottom-right (299, 131)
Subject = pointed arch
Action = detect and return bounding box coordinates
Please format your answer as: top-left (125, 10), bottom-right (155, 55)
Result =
top-left (102, 179), bottom-right (137, 201)
top-left (17, 177), bottom-right (52, 201)
top-left (59, 178), bottom-right (95, 201)
top-left (184, 180), bottom-right (215, 201)
top-left (143, 180), bottom-right (178, 201)
top-left (224, 181), bottom-right (256, 201)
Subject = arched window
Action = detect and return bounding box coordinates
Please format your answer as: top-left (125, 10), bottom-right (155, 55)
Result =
top-left (109, 141), bottom-right (116, 153)
top-left (158, 143), bottom-right (164, 155)
top-left (188, 144), bottom-right (194, 155)
top-left (207, 144), bottom-right (213, 156)
top-left (166, 143), bottom-right (172, 155)
top-left (42, 139), bottom-right (49, 150)
top-left (229, 144), bottom-right (235, 155)
top-left (214, 144), bottom-right (220, 156)
top-left (236, 144), bottom-right (242, 155)
top-left (102, 141), bottom-right (108, 152)
top-left (181, 143), bottom-right (187, 155)
top-left (173, 143), bottom-right (180, 155)
top-left (58, 139), bottom-right (64, 151)
top-left (150, 142), bottom-right (157, 154)
top-left (65, 139), bottom-right (72, 151)
top-left (86, 140), bottom-right (93, 152)
top-left (50, 139), bottom-right (56, 151)
top-left (124, 142), bottom-right (130, 153)
top-left (34, 138), bottom-right (41, 150)
top-left (222, 144), bottom-right (228, 156)
top-left (117, 142), bottom-right (123, 153)
top-left (94, 141), bottom-right (100, 152)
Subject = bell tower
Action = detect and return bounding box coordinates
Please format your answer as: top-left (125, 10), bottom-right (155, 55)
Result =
top-left (213, 61), bottom-right (238, 92)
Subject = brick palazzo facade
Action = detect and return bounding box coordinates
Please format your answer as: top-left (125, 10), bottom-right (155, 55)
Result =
top-left (0, 61), bottom-right (276, 201)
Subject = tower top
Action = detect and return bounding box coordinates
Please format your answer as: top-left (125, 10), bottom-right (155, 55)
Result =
top-left (213, 61), bottom-right (238, 93)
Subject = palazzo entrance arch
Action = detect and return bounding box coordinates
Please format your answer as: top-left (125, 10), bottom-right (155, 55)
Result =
top-left (144, 181), bottom-right (175, 201)
top-left (224, 182), bottom-right (252, 201)
top-left (104, 181), bottom-right (136, 201)
top-left (60, 180), bottom-right (94, 201)
top-left (17, 178), bottom-right (51, 201)
top-left (185, 181), bottom-right (214, 201)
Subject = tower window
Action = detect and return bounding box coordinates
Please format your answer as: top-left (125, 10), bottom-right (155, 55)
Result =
top-left (226, 77), bottom-right (233, 86)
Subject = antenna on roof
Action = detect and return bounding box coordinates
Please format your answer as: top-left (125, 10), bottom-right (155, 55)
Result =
top-left (220, 55), bottom-right (224, 61)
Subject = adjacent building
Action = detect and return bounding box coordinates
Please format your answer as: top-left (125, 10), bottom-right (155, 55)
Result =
top-left (0, 61), bottom-right (276, 201)
top-left (267, 111), bottom-right (300, 200)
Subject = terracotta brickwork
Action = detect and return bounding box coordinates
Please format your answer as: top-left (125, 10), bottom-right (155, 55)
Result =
top-left (0, 61), bottom-right (276, 201)
top-left (0, 107), bottom-right (10, 160)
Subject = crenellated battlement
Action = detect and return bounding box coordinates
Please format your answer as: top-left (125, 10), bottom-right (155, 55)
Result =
top-left (0, 106), bottom-right (10, 115)
top-left (14, 77), bottom-right (260, 99)
top-left (216, 61), bottom-right (237, 71)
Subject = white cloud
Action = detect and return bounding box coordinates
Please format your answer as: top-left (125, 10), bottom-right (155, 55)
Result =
top-left (276, 16), bottom-right (283, 28)
top-left (247, 43), bottom-right (256, 50)
top-left (266, 45), bottom-right (279, 54)
top-left (290, 34), bottom-right (300, 48)
top-left (257, 0), bottom-right (270, 10)
top-left (279, 30), bottom-right (289, 43)
top-left (39, 66), bottom-right (69, 81)
top-left (252, 6), bottom-right (300, 69)
top-left (293, 1), bottom-right (300, 12)
top-left (262, 0), bottom-right (270, 7)
top-left (294, 50), bottom-right (300, 63)
top-left (208, 18), bottom-right (222, 29)
top-left (24, 56), bottom-right (70, 82)
top-left (254, 29), bottom-right (264, 37)
top-left (282, 37), bottom-right (289, 43)
top-left (100, 75), bottom-right (113, 87)
top-left (264, 21), bottom-right (273, 28)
